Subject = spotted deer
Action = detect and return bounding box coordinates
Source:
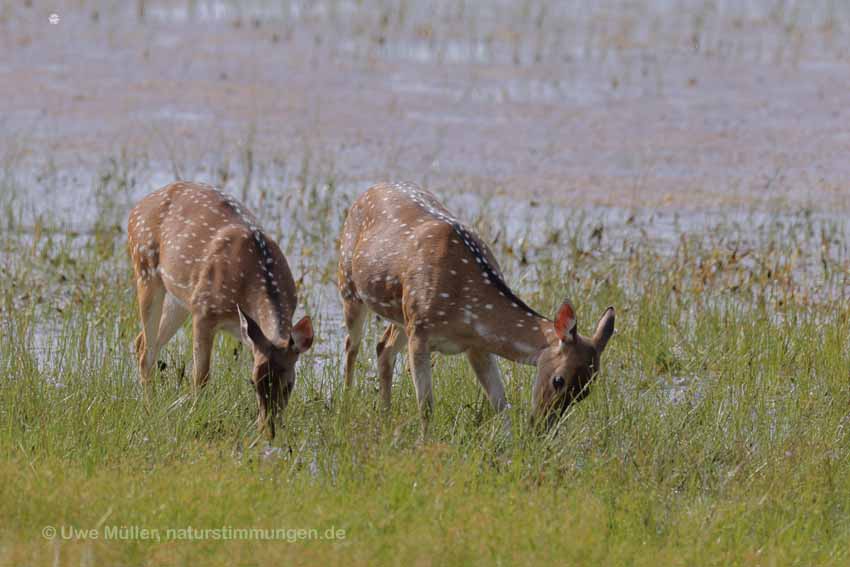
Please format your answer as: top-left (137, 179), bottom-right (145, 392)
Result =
top-left (338, 182), bottom-right (615, 432)
top-left (128, 182), bottom-right (314, 438)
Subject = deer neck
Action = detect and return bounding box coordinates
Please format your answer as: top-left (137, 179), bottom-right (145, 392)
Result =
top-left (458, 286), bottom-right (555, 364)
top-left (241, 275), bottom-right (297, 348)
top-left (478, 311), bottom-right (555, 365)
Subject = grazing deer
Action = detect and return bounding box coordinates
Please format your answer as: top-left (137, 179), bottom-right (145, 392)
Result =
top-left (127, 182), bottom-right (314, 438)
top-left (338, 182), bottom-right (615, 432)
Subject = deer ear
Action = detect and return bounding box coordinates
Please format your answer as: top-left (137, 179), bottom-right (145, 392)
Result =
top-left (291, 315), bottom-right (314, 353)
top-left (592, 307), bottom-right (615, 353)
top-left (238, 305), bottom-right (266, 349)
top-left (553, 300), bottom-right (577, 343)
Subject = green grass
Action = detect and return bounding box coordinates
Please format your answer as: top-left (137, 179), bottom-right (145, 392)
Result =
top-left (1, 157), bottom-right (849, 565)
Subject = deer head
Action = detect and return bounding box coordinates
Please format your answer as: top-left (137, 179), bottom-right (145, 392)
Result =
top-left (238, 306), bottom-right (314, 438)
top-left (531, 301), bottom-right (615, 429)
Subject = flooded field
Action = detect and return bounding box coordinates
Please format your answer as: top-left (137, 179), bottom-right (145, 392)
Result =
top-left (3, 0), bottom-right (850, 211)
top-left (3, 152), bottom-right (848, 428)
top-left (2, 1), bottom-right (850, 565)
top-left (3, 0), bottom-right (849, 361)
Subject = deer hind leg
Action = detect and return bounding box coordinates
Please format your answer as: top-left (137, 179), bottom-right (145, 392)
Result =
top-left (342, 299), bottom-right (367, 388)
top-left (376, 323), bottom-right (407, 411)
top-left (155, 294), bottom-right (190, 348)
top-left (135, 277), bottom-right (166, 386)
top-left (407, 327), bottom-right (433, 437)
top-left (150, 294), bottom-right (190, 372)
top-left (133, 331), bottom-right (145, 359)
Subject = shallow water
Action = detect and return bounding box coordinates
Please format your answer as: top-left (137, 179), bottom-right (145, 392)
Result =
top-left (3, 0), bottom-right (850, 211)
top-left (4, 162), bottom-right (848, 382)
top-left (2, 1), bottom-right (850, 409)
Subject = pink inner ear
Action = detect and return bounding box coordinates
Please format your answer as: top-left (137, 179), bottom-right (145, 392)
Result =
top-left (292, 316), bottom-right (314, 352)
top-left (554, 302), bottom-right (576, 341)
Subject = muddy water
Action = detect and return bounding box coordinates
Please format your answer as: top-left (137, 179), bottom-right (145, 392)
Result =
top-left (2, 1), bottom-right (850, 403)
top-left (3, 0), bottom-right (850, 211)
top-left (6, 164), bottom-right (849, 374)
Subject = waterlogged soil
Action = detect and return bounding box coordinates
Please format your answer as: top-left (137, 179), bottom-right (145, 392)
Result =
top-left (2, 0), bottom-right (850, 212)
top-left (2, 1), bottom-right (850, 406)
top-left (6, 175), bottom-right (849, 376)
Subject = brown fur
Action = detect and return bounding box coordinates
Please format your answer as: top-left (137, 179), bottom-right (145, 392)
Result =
top-left (338, 182), bottom-right (615, 432)
top-left (127, 181), bottom-right (313, 438)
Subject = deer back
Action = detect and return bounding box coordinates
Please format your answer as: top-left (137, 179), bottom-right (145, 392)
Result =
top-left (128, 182), bottom-right (297, 347)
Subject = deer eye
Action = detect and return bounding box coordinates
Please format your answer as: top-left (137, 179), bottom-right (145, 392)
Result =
top-left (553, 375), bottom-right (565, 389)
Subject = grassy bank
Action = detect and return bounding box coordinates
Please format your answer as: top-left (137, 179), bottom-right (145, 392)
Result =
top-left (1, 160), bottom-right (849, 565)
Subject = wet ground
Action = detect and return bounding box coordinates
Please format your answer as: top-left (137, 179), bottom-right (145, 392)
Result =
top-left (2, 1), bottom-right (849, 397)
top-left (3, 0), bottom-right (850, 213)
